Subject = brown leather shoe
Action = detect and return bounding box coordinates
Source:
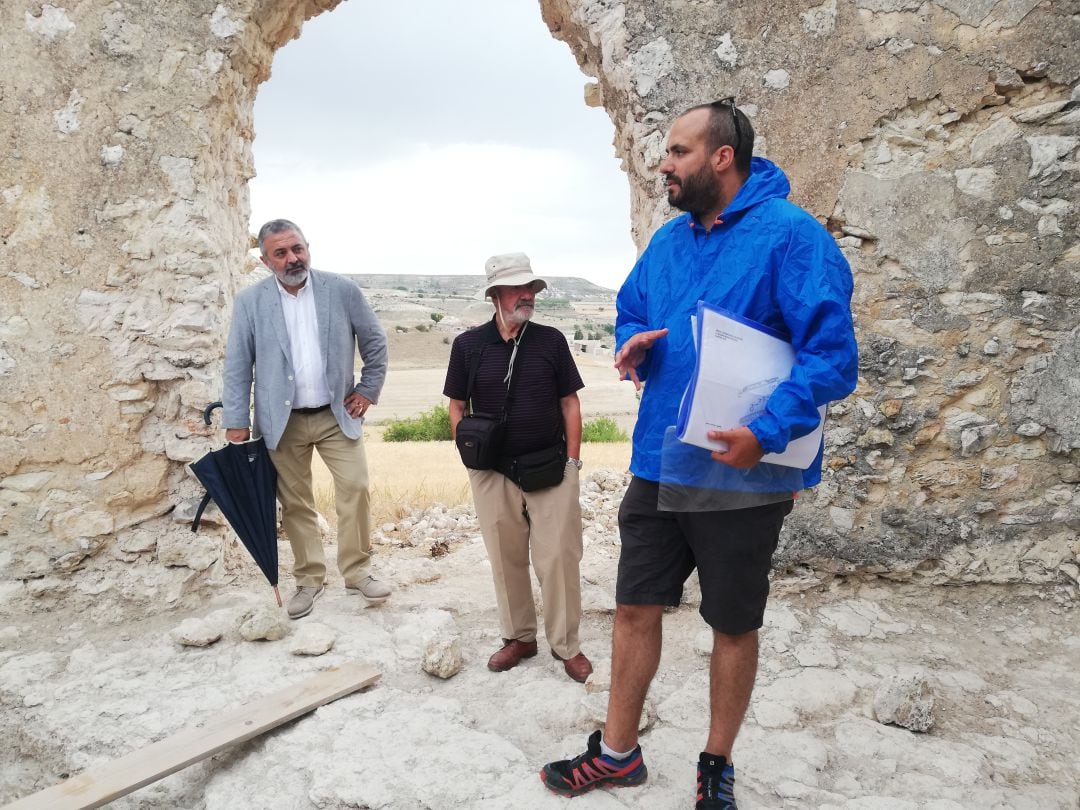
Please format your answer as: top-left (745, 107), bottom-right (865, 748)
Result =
top-left (552, 650), bottom-right (593, 683)
top-left (487, 639), bottom-right (538, 672)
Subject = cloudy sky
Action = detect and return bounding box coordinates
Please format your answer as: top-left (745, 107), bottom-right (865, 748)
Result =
top-left (249, 0), bottom-right (637, 291)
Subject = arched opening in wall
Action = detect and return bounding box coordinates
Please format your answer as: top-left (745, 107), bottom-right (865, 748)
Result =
top-left (248, 1), bottom-right (634, 293)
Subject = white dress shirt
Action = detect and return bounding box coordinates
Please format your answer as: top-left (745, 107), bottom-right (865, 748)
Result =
top-left (277, 280), bottom-right (331, 408)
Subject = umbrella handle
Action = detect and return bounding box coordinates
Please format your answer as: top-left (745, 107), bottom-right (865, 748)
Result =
top-left (273, 586), bottom-right (283, 608)
top-left (203, 401), bottom-right (223, 426)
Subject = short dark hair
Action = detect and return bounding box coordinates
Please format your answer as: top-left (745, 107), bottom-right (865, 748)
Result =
top-left (257, 219), bottom-right (306, 256)
top-left (684, 99), bottom-right (755, 174)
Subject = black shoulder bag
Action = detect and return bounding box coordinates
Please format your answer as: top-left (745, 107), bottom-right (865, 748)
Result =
top-left (455, 345), bottom-right (510, 470)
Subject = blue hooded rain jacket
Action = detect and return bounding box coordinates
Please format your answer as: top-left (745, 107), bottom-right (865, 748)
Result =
top-left (615, 157), bottom-right (859, 490)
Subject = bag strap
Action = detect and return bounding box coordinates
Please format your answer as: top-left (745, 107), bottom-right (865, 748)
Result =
top-left (465, 321), bottom-right (529, 418)
top-left (464, 345), bottom-right (486, 416)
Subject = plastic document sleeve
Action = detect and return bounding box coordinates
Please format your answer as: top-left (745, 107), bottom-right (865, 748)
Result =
top-left (675, 301), bottom-right (826, 469)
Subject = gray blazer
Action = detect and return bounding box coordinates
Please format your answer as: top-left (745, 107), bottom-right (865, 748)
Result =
top-left (222, 269), bottom-right (388, 450)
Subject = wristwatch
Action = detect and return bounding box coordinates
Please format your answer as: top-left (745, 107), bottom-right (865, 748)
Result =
top-left (568, 457), bottom-right (583, 470)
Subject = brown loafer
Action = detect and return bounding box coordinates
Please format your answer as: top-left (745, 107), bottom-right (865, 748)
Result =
top-left (487, 639), bottom-right (538, 672)
top-left (552, 650), bottom-right (593, 683)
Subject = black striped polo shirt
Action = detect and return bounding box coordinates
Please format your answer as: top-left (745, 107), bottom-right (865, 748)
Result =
top-left (443, 317), bottom-right (584, 458)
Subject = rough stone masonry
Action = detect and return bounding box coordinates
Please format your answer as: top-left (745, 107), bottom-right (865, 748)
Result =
top-left (0, 1), bottom-right (1077, 609)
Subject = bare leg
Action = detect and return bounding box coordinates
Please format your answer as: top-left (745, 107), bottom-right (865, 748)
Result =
top-left (604, 603), bottom-right (664, 752)
top-left (704, 629), bottom-right (759, 758)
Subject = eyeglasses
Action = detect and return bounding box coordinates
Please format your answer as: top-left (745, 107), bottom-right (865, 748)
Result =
top-left (710, 97), bottom-right (742, 156)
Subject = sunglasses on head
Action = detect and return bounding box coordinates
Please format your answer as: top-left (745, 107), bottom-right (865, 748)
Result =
top-left (710, 97), bottom-right (742, 155)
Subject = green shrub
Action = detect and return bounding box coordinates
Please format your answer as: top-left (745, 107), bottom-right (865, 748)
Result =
top-left (383, 405), bottom-right (453, 441)
top-left (582, 417), bottom-right (628, 443)
top-left (574, 328), bottom-right (584, 340)
top-left (430, 312), bottom-right (444, 324)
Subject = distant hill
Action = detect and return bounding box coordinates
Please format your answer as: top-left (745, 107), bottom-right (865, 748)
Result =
top-left (344, 274), bottom-right (616, 302)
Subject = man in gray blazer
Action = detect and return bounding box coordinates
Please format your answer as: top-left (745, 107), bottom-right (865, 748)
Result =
top-left (222, 219), bottom-right (390, 619)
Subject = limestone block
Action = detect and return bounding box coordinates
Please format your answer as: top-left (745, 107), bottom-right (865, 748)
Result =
top-left (801, 0), bottom-right (837, 35)
top-left (238, 604), bottom-right (290, 642)
top-left (960, 424), bottom-right (998, 457)
top-left (1025, 136), bottom-right (1079, 179)
top-left (171, 617), bottom-right (223, 647)
top-left (969, 117), bottom-right (1022, 163)
top-left (158, 528), bottom-right (220, 571)
top-left (421, 636), bottom-right (463, 679)
top-left (101, 9), bottom-right (145, 56)
top-left (873, 673), bottom-right (935, 732)
top-left (290, 623), bottom-right (336, 656)
top-left (24, 5), bottom-right (76, 40)
top-left (955, 167), bottom-right (997, 200)
top-left (51, 508), bottom-right (114, 541)
top-left (117, 528), bottom-right (157, 554)
top-left (585, 660), bottom-right (611, 694)
top-left (53, 89), bottom-right (83, 135)
top-left (629, 38), bottom-right (672, 96)
top-left (0, 471), bottom-right (55, 492)
top-left (172, 497), bottom-right (225, 528)
top-left (713, 32), bottom-right (738, 67)
top-left (763, 69), bottom-right (790, 91)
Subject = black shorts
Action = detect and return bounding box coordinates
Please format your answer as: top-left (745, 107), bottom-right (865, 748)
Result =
top-left (615, 477), bottom-right (793, 635)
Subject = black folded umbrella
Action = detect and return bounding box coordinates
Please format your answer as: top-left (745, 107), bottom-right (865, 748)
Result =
top-left (190, 402), bottom-right (282, 606)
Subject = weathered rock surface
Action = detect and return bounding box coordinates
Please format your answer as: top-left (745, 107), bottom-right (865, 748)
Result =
top-left (170, 618), bottom-right (222, 648)
top-left (421, 636), bottom-right (464, 679)
top-left (0, 525), bottom-right (1077, 807)
top-left (0, 0), bottom-right (1077, 605)
top-left (289, 622), bottom-right (336, 656)
top-left (873, 672), bottom-right (936, 732)
top-left (238, 605), bottom-right (290, 642)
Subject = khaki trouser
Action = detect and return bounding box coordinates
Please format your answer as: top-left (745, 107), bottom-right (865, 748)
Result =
top-left (269, 408), bottom-right (371, 588)
top-left (468, 464), bottom-right (583, 659)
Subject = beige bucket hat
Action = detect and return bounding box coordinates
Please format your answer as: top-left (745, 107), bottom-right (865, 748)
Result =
top-left (478, 252), bottom-right (548, 299)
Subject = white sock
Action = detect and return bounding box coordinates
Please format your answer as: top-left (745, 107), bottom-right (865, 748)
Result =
top-left (599, 736), bottom-right (635, 760)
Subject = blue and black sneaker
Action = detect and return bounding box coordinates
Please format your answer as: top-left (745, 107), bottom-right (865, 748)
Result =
top-left (540, 730), bottom-right (648, 797)
top-left (697, 752), bottom-right (737, 809)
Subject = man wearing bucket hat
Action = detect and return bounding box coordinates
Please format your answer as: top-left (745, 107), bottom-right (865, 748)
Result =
top-left (442, 253), bottom-right (593, 683)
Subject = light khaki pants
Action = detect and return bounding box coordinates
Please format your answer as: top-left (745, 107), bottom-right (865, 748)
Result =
top-left (468, 464), bottom-right (583, 659)
top-left (269, 409), bottom-right (371, 588)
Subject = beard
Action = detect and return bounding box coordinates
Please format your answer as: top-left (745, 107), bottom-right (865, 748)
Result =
top-left (275, 260), bottom-right (309, 287)
top-left (666, 162), bottom-right (720, 218)
top-left (506, 302), bottom-right (534, 325)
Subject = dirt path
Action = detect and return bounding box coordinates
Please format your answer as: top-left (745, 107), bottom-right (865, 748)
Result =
top-left (2, 477), bottom-right (1077, 808)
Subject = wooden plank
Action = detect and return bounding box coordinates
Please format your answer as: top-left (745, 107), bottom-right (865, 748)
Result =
top-left (4, 662), bottom-right (380, 810)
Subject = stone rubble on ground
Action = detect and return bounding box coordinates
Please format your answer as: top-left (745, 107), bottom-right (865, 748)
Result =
top-left (2, 472), bottom-right (1078, 808)
top-left (422, 636), bottom-right (464, 679)
top-left (238, 604), bottom-right (290, 642)
top-left (171, 617), bottom-right (222, 648)
top-left (289, 623), bottom-right (336, 656)
top-left (873, 672), bottom-right (936, 732)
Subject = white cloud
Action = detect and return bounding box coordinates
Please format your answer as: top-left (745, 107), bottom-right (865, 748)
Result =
top-left (251, 142), bottom-right (636, 290)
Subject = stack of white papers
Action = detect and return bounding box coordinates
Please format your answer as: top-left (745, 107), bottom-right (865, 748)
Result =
top-left (675, 301), bottom-right (825, 469)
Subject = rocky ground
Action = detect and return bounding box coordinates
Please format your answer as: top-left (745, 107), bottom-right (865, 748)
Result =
top-left (2, 470), bottom-right (1078, 809)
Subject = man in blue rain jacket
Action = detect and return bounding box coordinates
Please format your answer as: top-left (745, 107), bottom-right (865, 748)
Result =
top-left (542, 101), bottom-right (858, 808)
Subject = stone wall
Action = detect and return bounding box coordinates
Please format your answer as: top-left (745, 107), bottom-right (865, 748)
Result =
top-left (540, 0), bottom-right (1079, 588)
top-left (1, 0), bottom-right (1077, 609)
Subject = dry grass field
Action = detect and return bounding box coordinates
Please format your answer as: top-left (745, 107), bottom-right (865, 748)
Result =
top-left (310, 293), bottom-right (636, 523)
top-left (313, 436), bottom-right (631, 525)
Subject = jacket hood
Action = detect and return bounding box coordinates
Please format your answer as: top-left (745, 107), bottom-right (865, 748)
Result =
top-left (722, 157), bottom-right (791, 220)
